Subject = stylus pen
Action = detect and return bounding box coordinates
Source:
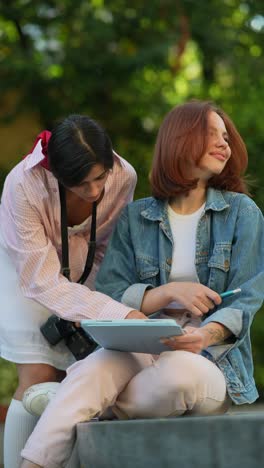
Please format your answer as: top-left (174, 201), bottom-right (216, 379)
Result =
top-left (220, 288), bottom-right (241, 299)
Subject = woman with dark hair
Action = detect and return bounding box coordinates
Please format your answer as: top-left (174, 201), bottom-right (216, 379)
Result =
top-left (0, 114), bottom-right (140, 467)
top-left (20, 101), bottom-right (264, 468)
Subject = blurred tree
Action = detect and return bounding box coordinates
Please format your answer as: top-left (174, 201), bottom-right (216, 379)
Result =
top-left (0, 0), bottom-right (263, 403)
top-left (0, 0), bottom-right (263, 199)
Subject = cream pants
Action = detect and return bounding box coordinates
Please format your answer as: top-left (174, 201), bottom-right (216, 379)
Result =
top-left (21, 348), bottom-right (229, 468)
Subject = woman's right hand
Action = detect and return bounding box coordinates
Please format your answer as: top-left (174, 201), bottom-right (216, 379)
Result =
top-left (165, 282), bottom-right (221, 317)
top-left (125, 310), bottom-right (148, 320)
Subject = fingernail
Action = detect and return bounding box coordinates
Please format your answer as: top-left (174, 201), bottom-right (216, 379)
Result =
top-left (160, 339), bottom-right (168, 344)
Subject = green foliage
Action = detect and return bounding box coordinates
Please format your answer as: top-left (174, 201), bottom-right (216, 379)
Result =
top-left (251, 305), bottom-right (264, 396)
top-left (0, 0), bottom-right (264, 402)
top-left (0, 359), bottom-right (17, 405)
top-left (0, 166), bottom-right (9, 194)
top-left (0, 1), bottom-right (263, 202)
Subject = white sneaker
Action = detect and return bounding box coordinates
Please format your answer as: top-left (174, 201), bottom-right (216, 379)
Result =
top-left (22, 381), bottom-right (60, 416)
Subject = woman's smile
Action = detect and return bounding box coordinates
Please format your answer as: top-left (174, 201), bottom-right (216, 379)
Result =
top-left (208, 151), bottom-right (228, 162)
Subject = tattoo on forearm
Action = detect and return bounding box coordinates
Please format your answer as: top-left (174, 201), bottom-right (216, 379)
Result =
top-left (203, 324), bottom-right (231, 346)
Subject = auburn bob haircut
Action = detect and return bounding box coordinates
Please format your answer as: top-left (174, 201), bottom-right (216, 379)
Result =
top-left (150, 100), bottom-right (248, 199)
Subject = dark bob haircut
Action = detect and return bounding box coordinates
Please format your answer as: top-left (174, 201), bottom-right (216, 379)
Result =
top-left (48, 114), bottom-right (113, 187)
top-left (150, 100), bottom-right (248, 199)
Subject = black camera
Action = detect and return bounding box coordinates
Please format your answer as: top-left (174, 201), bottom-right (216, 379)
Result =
top-left (41, 315), bottom-right (97, 361)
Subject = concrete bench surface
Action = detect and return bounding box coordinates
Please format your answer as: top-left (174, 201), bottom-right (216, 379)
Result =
top-left (77, 411), bottom-right (264, 468)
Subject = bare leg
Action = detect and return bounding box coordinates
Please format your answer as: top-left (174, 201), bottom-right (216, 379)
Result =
top-left (15, 363), bottom-right (65, 399)
top-left (20, 462), bottom-right (41, 468)
top-left (4, 363), bottom-right (65, 468)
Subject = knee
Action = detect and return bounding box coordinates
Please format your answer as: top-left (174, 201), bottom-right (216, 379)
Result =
top-left (66, 350), bottom-right (143, 400)
top-left (16, 363), bottom-right (64, 393)
top-left (157, 351), bottom-right (205, 393)
top-left (67, 349), bottom-right (133, 378)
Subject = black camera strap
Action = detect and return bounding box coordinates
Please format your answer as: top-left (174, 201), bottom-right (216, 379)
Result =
top-left (58, 183), bottom-right (97, 284)
top-left (40, 183), bottom-right (97, 360)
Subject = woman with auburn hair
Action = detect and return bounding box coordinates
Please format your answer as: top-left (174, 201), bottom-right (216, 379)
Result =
top-left (151, 101), bottom-right (247, 197)
top-left (21, 101), bottom-right (264, 468)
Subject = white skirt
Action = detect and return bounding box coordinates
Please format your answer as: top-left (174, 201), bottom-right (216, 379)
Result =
top-left (0, 233), bottom-right (75, 370)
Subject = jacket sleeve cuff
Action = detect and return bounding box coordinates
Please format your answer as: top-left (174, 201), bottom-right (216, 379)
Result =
top-left (205, 344), bottom-right (232, 361)
top-left (202, 307), bottom-right (243, 361)
top-left (97, 299), bottom-right (134, 320)
top-left (201, 307), bottom-right (243, 337)
top-left (121, 283), bottom-right (154, 310)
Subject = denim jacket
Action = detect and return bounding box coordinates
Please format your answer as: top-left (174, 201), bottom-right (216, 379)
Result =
top-left (96, 188), bottom-right (264, 404)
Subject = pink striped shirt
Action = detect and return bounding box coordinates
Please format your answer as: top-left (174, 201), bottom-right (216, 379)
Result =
top-left (0, 140), bottom-right (137, 321)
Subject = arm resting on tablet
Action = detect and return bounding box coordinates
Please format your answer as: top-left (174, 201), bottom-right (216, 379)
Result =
top-left (76, 310), bottom-right (147, 327)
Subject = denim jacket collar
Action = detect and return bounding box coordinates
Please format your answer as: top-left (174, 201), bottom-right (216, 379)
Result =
top-left (205, 188), bottom-right (230, 212)
top-left (141, 188), bottom-right (230, 223)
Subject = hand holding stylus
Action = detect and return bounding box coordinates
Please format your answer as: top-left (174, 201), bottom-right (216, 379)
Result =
top-left (220, 288), bottom-right (241, 299)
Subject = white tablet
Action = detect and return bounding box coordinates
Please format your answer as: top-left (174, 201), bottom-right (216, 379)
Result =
top-left (81, 319), bottom-right (184, 354)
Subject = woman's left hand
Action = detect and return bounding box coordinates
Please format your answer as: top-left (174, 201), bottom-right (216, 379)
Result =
top-left (160, 326), bottom-right (207, 354)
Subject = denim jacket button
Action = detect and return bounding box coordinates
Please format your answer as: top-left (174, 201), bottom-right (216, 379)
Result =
top-left (224, 259), bottom-right (230, 268)
top-left (166, 258), bottom-right (172, 265)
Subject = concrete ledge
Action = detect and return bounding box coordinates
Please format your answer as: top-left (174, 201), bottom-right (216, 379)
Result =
top-left (77, 411), bottom-right (264, 468)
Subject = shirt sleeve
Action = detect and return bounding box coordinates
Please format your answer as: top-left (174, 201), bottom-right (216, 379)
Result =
top-left (2, 180), bottom-right (134, 321)
top-left (114, 153), bottom-right (137, 206)
top-left (85, 155), bottom-right (137, 290)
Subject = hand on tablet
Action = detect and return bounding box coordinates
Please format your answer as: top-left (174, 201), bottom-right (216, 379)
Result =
top-left (125, 310), bottom-right (148, 320)
top-left (160, 326), bottom-right (206, 354)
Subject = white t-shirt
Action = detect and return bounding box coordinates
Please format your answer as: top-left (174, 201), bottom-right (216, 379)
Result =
top-left (166, 203), bottom-right (205, 309)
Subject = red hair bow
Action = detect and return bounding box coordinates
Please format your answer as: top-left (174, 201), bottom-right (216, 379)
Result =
top-left (27, 130), bottom-right (52, 170)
